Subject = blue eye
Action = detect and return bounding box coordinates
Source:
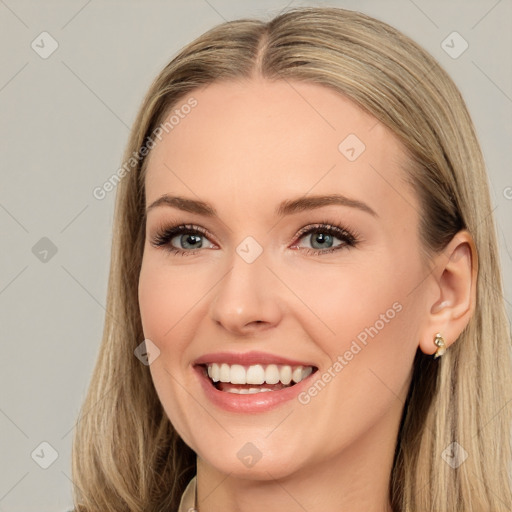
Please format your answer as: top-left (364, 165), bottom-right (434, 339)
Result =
top-left (150, 224), bottom-right (214, 256)
top-left (292, 224), bottom-right (358, 254)
top-left (150, 222), bottom-right (359, 256)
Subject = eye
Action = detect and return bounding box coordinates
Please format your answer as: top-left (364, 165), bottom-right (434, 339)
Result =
top-left (291, 222), bottom-right (359, 255)
top-left (150, 224), bottom-right (216, 256)
top-left (149, 221), bottom-right (360, 256)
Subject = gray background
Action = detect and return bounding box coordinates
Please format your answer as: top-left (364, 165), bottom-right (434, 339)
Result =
top-left (0, 0), bottom-right (510, 510)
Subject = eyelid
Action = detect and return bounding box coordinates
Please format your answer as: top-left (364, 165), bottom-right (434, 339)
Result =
top-left (293, 222), bottom-right (358, 243)
top-left (149, 220), bottom-right (361, 255)
top-left (289, 222), bottom-right (359, 253)
top-left (150, 223), bottom-right (217, 249)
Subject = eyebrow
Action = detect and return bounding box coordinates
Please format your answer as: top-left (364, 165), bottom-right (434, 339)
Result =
top-left (144, 193), bottom-right (377, 219)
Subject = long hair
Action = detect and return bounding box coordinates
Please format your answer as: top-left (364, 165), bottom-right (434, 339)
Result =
top-left (71, 7), bottom-right (512, 511)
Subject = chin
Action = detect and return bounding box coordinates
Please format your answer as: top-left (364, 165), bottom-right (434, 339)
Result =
top-left (194, 437), bottom-right (308, 481)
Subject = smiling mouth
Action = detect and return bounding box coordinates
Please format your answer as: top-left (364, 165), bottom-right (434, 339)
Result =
top-left (199, 362), bottom-right (318, 394)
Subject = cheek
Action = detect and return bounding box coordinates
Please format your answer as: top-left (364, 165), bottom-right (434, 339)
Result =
top-left (283, 260), bottom-right (400, 341)
top-left (290, 263), bottom-right (419, 451)
top-left (138, 255), bottom-right (204, 343)
top-left (138, 258), bottom-right (202, 443)
top-left (290, 256), bottom-right (421, 383)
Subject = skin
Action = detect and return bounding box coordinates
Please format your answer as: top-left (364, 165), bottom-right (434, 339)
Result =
top-left (138, 77), bottom-right (477, 512)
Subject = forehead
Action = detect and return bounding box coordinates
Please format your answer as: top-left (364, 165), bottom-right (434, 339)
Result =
top-left (144, 78), bottom-right (417, 222)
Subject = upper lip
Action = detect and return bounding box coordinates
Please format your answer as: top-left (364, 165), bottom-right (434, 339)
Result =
top-left (194, 350), bottom-right (317, 367)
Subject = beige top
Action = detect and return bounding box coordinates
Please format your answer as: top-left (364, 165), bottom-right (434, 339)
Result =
top-left (178, 475), bottom-right (197, 511)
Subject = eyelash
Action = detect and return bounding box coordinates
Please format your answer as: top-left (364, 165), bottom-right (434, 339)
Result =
top-left (150, 220), bottom-right (360, 257)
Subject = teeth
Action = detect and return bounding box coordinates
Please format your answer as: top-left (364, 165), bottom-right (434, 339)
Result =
top-left (230, 364), bottom-right (246, 384)
top-left (219, 363), bottom-right (230, 383)
top-left (226, 387), bottom-right (274, 394)
top-left (302, 366), bottom-right (313, 380)
top-left (246, 364), bottom-right (265, 384)
top-left (205, 362), bottom-right (314, 386)
top-left (280, 365), bottom-right (292, 385)
top-left (265, 364), bottom-right (280, 384)
top-left (207, 364), bottom-right (218, 381)
top-left (292, 366), bottom-right (302, 383)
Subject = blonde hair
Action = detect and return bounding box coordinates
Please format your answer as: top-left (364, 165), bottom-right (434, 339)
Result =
top-left (71, 7), bottom-right (512, 511)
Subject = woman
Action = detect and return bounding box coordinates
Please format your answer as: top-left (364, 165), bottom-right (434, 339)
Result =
top-left (71, 6), bottom-right (512, 511)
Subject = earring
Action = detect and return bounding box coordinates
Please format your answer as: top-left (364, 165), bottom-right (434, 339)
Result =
top-left (433, 333), bottom-right (447, 359)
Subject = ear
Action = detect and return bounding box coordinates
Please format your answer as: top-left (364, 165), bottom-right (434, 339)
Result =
top-left (418, 229), bottom-right (478, 357)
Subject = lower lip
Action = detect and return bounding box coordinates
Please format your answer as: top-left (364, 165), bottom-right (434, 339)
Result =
top-left (194, 365), bottom-right (316, 413)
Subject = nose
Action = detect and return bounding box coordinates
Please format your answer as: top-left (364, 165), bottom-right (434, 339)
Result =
top-left (209, 244), bottom-right (284, 335)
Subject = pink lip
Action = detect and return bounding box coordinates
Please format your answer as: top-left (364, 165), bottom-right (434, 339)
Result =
top-left (192, 352), bottom-right (318, 413)
top-left (193, 350), bottom-right (316, 367)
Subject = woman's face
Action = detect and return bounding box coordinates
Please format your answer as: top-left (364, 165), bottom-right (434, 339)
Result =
top-left (139, 78), bottom-right (430, 480)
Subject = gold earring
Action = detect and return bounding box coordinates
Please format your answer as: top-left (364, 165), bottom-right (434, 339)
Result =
top-left (433, 333), bottom-right (447, 358)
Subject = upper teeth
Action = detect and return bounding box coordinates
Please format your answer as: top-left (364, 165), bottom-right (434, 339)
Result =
top-left (206, 363), bottom-right (313, 385)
